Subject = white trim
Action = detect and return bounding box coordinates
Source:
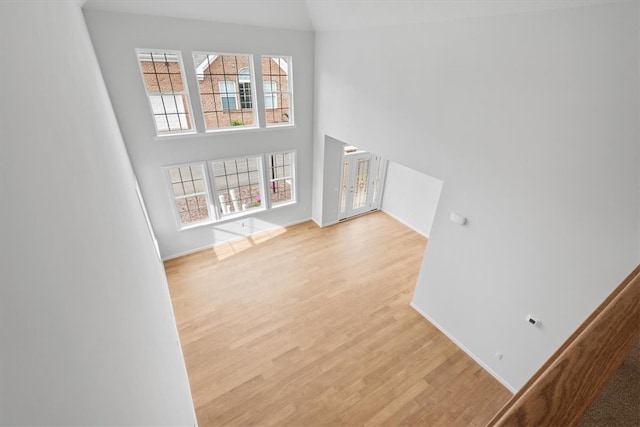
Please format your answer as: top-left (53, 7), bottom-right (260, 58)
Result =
top-left (208, 154), bottom-right (266, 219)
top-left (163, 162), bottom-right (213, 230)
top-left (152, 124), bottom-right (295, 141)
top-left (137, 51), bottom-right (179, 62)
top-left (266, 150), bottom-right (296, 208)
top-left (136, 48), bottom-right (195, 136)
top-left (161, 216), bottom-right (312, 261)
top-left (381, 209), bottom-right (428, 238)
top-left (134, 181), bottom-right (161, 261)
top-left (409, 301), bottom-right (518, 394)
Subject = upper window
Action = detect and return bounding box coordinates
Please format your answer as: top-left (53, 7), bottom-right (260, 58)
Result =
top-left (136, 50), bottom-right (194, 135)
top-left (193, 53), bottom-right (256, 129)
top-left (166, 163), bottom-right (211, 227)
top-left (262, 56), bottom-right (292, 126)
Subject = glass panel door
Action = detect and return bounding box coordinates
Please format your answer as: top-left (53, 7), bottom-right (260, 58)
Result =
top-left (340, 160), bottom-right (349, 215)
top-left (352, 158), bottom-right (371, 210)
top-left (339, 148), bottom-right (387, 220)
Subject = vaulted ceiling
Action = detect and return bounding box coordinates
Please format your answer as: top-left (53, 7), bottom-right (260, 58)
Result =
top-left (82, 0), bottom-right (627, 32)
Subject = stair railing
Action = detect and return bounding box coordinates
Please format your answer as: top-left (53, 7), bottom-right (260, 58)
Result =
top-left (487, 264), bottom-right (640, 427)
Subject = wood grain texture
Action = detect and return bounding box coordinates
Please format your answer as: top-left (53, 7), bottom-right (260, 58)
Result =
top-left (488, 264), bottom-right (640, 427)
top-left (165, 212), bottom-right (511, 426)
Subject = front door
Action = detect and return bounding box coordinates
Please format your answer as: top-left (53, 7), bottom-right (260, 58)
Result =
top-left (339, 150), bottom-right (386, 220)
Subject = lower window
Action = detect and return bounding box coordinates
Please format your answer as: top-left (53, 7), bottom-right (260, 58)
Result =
top-left (267, 151), bottom-right (295, 206)
top-left (165, 151), bottom-right (296, 229)
top-left (210, 156), bottom-right (264, 217)
top-left (166, 163), bottom-right (212, 227)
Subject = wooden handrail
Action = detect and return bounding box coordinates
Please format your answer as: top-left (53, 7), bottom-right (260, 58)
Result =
top-left (487, 264), bottom-right (640, 427)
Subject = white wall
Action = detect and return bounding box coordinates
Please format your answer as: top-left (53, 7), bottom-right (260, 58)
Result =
top-left (316, 136), bottom-right (346, 226)
top-left (83, 10), bottom-right (314, 259)
top-left (0, 1), bottom-right (196, 425)
top-left (314, 2), bottom-right (639, 391)
top-left (381, 162), bottom-right (443, 237)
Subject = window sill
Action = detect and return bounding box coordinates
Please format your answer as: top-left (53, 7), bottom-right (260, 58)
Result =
top-left (177, 208), bottom-right (266, 231)
top-left (265, 123), bottom-right (295, 130)
top-left (215, 207), bottom-right (267, 223)
top-left (155, 130), bottom-right (198, 139)
top-left (177, 202), bottom-right (297, 231)
top-left (154, 124), bottom-right (296, 142)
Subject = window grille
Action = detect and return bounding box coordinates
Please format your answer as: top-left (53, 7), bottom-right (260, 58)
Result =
top-left (136, 50), bottom-right (193, 135)
top-left (193, 53), bottom-right (255, 129)
top-left (166, 163), bottom-right (211, 226)
top-left (211, 157), bottom-right (263, 216)
top-left (264, 81), bottom-right (277, 109)
top-left (262, 56), bottom-right (292, 126)
top-left (268, 152), bottom-right (295, 206)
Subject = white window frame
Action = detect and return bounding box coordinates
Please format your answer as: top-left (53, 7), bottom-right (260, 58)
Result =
top-left (266, 151), bottom-right (296, 208)
top-left (164, 153), bottom-right (298, 231)
top-left (164, 162), bottom-right (213, 230)
top-left (192, 52), bottom-right (257, 131)
top-left (262, 55), bottom-right (294, 127)
top-left (208, 155), bottom-right (266, 220)
top-left (136, 49), bottom-right (195, 136)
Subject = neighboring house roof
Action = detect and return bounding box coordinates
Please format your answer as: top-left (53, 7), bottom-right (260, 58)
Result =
top-left (194, 55), bottom-right (288, 79)
top-left (194, 53), bottom-right (218, 77)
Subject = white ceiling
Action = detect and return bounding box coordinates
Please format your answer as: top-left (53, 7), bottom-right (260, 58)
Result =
top-left (305, 0), bottom-right (627, 31)
top-left (82, 0), bottom-right (629, 32)
top-left (82, 0), bottom-right (315, 31)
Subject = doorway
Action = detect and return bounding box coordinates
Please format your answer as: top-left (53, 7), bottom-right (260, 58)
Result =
top-left (339, 146), bottom-right (387, 221)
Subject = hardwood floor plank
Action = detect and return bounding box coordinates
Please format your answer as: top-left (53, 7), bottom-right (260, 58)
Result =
top-left (165, 212), bottom-right (511, 426)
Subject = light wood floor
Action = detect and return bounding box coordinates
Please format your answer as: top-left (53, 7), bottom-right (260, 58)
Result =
top-left (165, 212), bottom-right (511, 426)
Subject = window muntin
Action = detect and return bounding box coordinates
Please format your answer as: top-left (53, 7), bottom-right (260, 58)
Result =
top-left (263, 81), bottom-right (277, 109)
top-left (262, 56), bottom-right (292, 126)
top-left (210, 156), bottom-right (264, 217)
top-left (166, 163), bottom-right (211, 227)
top-left (193, 53), bottom-right (256, 129)
top-left (137, 50), bottom-right (194, 135)
top-left (149, 95), bottom-right (189, 132)
top-left (268, 152), bottom-right (295, 206)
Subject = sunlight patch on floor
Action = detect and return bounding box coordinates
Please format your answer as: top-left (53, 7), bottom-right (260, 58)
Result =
top-left (212, 227), bottom-right (288, 260)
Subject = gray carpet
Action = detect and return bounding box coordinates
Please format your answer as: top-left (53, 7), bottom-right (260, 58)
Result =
top-left (579, 339), bottom-right (640, 427)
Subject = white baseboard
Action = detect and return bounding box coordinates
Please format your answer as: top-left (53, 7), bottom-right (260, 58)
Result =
top-left (162, 216), bottom-right (312, 261)
top-left (381, 209), bottom-right (429, 238)
top-left (162, 243), bottom-right (216, 261)
top-left (410, 301), bottom-right (517, 394)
